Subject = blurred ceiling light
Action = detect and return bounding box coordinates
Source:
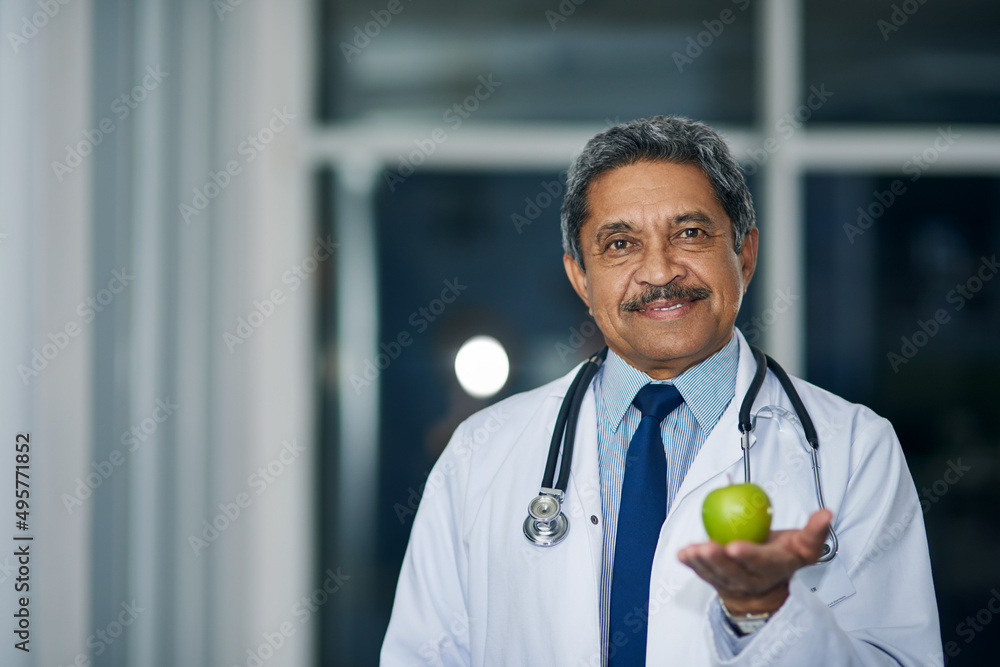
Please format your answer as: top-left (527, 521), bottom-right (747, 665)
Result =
top-left (454, 335), bottom-right (509, 399)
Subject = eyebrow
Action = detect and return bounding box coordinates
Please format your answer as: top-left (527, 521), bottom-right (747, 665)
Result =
top-left (593, 221), bottom-right (634, 245)
top-left (591, 212), bottom-right (721, 244)
top-left (674, 211), bottom-right (718, 227)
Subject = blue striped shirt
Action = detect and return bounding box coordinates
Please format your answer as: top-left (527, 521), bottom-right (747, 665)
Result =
top-left (594, 333), bottom-right (740, 656)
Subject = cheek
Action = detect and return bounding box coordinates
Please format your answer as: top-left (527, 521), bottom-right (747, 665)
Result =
top-left (696, 260), bottom-right (744, 309)
top-left (722, 272), bottom-right (746, 313)
top-left (588, 271), bottom-right (628, 311)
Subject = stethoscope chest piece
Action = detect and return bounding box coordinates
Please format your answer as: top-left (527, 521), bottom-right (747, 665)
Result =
top-left (523, 489), bottom-right (569, 547)
top-left (523, 349), bottom-right (608, 548)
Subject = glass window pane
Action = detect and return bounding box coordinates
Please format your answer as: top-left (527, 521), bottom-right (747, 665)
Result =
top-left (805, 1), bottom-right (1000, 123)
top-left (805, 173), bottom-right (1000, 667)
top-left (318, 0), bottom-right (757, 124)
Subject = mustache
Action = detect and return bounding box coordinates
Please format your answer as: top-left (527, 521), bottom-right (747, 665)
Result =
top-left (620, 284), bottom-right (712, 311)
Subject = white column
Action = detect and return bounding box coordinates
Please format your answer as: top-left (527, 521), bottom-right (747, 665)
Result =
top-left (332, 153), bottom-right (381, 660)
top-left (759, 0), bottom-right (806, 375)
top-left (173, 1), bottom-right (215, 663)
top-left (210, 0), bottom-right (317, 664)
top-left (0, 1), bottom-right (95, 666)
top-left (128, 2), bottom-right (169, 666)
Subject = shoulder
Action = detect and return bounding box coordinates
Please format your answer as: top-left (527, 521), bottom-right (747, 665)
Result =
top-left (765, 372), bottom-right (903, 487)
top-left (774, 373), bottom-right (890, 438)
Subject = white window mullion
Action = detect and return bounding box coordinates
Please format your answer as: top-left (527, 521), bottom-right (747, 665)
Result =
top-left (759, 0), bottom-right (806, 374)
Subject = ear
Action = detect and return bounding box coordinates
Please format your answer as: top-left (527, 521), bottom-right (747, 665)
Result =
top-left (563, 253), bottom-right (592, 312)
top-left (738, 227), bottom-right (758, 293)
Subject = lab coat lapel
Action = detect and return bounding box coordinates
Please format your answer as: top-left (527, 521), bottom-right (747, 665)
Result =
top-left (667, 331), bottom-right (766, 521)
top-left (566, 381), bottom-right (604, 589)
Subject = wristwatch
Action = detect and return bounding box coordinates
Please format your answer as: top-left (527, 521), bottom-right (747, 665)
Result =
top-left (720, 601), bottom-right (771, 636)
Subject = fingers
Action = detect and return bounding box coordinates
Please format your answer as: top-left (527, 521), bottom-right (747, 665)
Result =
top-left (721, 540), bottom-right (800, 582)
top-left (682, 554), bottom-right (727, 588)
top-left (679, 542), bottom-right (735, 582)
top-left (677, 541), bottom-right (724, 570)
top-left (804, 508), bottom-right (833, 539)
top-left (690, 549), bottom-right (741, 588)
top-left (796, 508), bottom-right (834, 560)
top-left (681, 541), bottom-right (770, 593)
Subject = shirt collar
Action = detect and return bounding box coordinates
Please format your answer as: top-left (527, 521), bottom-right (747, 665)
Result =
top-left (597, 333), bottom-right (740, 434)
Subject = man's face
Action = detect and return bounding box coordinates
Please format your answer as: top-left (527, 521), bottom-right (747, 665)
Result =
top-left (563, 160), bottom-right (758, 379)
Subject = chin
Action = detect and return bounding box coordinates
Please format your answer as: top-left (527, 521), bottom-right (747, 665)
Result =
top-left (641, 345), bottom-right (699, 365)
top-left (626, 330), bottom-right (724, 370)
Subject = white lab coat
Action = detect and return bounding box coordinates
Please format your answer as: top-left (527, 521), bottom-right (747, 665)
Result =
top-left (381, 331), bottom-right (943, 666)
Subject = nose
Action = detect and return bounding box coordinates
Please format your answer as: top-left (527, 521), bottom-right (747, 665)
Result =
top-left (634, 241), bottom-right (685, 287)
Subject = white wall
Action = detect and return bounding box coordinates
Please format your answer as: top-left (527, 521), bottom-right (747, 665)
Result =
top-left (0, 0), bottom-right (316, 665)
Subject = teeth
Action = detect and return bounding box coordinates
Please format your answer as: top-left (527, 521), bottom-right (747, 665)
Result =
top-left (649, 303), bottom-right (684, 311)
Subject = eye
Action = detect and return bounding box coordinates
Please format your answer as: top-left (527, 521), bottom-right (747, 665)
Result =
top-left (602, 237), bottom-right (635, 253)
top-left (673, 227), bottom-right (714, 248)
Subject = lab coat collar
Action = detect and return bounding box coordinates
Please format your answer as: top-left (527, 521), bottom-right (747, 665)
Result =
top-left (596, 335), bottom-right (740, 434)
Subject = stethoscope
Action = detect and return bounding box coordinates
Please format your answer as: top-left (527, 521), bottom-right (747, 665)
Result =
top-left (523, 345), bottom-right (839, 564)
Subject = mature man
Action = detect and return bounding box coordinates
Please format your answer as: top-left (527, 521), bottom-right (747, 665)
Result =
top-left (381, 116), bottom-right (941, 666)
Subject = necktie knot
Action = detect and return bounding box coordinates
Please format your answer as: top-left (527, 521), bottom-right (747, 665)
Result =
top-left (632, 383), bottom-right (683, 422)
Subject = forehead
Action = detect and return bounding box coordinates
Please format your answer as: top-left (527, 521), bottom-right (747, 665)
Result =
top-left (584, 160), bottom-right (725, 221)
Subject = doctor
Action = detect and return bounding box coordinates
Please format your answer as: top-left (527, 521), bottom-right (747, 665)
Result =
top-left (381, 116), bottom-right (942, 666)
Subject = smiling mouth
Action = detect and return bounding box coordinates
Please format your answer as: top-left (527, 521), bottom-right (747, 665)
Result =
top-left (639, 301), bottom-right (690, 312)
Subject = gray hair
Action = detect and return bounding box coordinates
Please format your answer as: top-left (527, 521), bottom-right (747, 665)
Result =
top-left (560, 115), bottom-right (755, 268)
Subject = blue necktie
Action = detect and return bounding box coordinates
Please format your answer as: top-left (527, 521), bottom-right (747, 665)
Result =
top-left (609, 383), bottom-right (683, 666)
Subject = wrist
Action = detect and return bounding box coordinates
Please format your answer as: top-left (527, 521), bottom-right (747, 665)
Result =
top-left (720, 582), bottom-right (789, 616)
top-left (719, 599), bottom-right (772, 637)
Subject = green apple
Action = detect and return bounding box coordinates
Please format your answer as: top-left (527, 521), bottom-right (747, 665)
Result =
top-left (702, 482), bottom-right (773, 545)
